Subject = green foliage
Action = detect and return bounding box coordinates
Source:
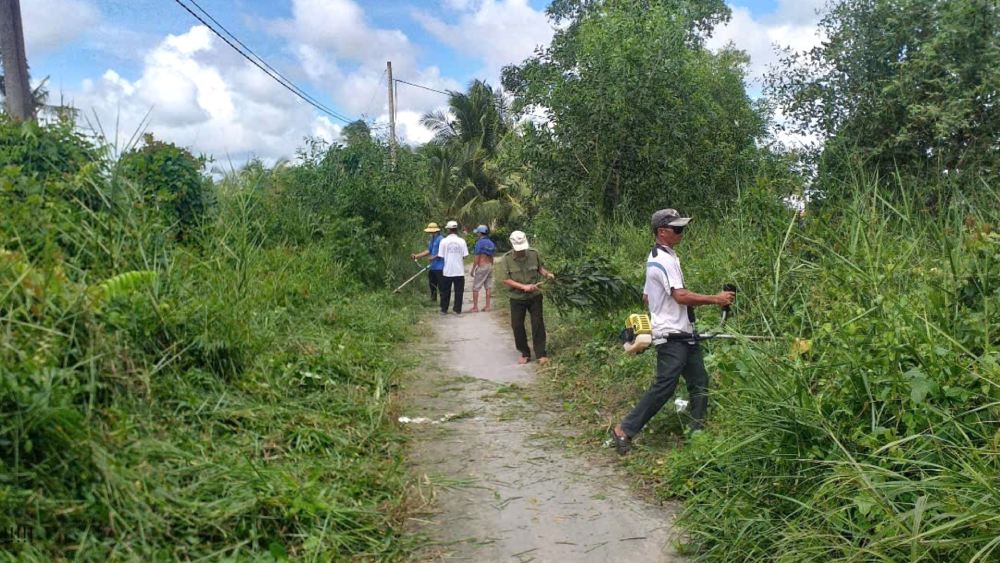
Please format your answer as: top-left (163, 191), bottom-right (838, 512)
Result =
top-left (117, 133), bottom-right (211, 239)
top-left (419, 80), bottom-right (530, 229)
top-left (539, 176), bottom-right (1000, 561)
top-left (0, 119), bottom-right (168, 277)
top-left (503, 0), bottom-right (765, 220)
top-left (221, 139), bottom-right (428, 284)
top-left (1, 120), bottom-right (427, 559)
top-left (91, 270), bottom-right (157, 302)
top-left (320, 141), bottom-right (426, 244)
top-left (544, 258), bottom-right (643, 313)
top-left (341, 119), bottom-right (372, 146)
top-left (422, 79), bottom-right (509, 153)
top-left (768, 0), bottom-right (1000, 197)
top-left (0, 115), bottom-right (97, 179)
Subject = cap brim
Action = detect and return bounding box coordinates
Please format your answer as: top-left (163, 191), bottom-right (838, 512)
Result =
top-left (511, 242), bottom-right (530, 251)
top-left (667, 217), bottom-right (692, 227)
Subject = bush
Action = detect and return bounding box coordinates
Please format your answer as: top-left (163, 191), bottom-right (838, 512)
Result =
top-left (117, 133), bottom-right (212, 240)
top-left (1, 120), bottom-right (426, 559)
top-left (538, 176), bottom-right (1000, 561)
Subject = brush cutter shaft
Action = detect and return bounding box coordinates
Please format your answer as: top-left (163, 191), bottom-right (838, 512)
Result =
top-left (658, 332), bottom-right (777, 343)
top-left (393, 264), bottom-right (430, 293)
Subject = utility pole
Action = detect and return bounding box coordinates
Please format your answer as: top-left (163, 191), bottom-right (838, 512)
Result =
top-left (386, 60), bottom-right (396, 164)
top-left (0, 0), bottom-right (33, 121)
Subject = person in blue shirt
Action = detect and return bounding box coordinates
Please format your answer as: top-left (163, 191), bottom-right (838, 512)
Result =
top-left (410, 222), bottom-right (445, 302)
top-left (470, 225), bottom-right (496, 312)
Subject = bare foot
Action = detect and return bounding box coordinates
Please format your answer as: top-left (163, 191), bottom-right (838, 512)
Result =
top-left (537, 357), bottom-right (550, 366)
top-left (517, 356), bottom-right (530, 365)
top-left (483, 306), bottom-right (490, 312)
top-left (470, 307), bottom-right (479, 313)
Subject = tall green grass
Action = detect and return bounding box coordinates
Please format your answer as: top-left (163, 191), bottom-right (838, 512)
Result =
top-left (1, 119), bottom-right (424, 559)
top-left (539, 177), bottom-right (999, 561)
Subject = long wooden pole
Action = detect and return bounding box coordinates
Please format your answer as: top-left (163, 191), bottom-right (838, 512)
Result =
top-left (0, 0), bottom-right (32, 120)
top-left (386, 60), bottom-right (396, 165)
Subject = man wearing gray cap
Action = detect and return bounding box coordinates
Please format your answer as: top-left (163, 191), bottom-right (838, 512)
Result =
top-left (610, 209), bottom-right (735, 454)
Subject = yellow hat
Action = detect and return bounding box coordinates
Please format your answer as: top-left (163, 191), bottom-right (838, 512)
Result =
top-left (423, 222), bottom-right (441, 233)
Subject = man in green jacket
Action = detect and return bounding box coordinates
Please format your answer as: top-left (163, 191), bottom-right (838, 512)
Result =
top-left (496, 231), bottom-right (555, 365)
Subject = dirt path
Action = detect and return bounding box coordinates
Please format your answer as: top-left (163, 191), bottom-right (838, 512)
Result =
top-left (402, 288), bottom-right (685, 562)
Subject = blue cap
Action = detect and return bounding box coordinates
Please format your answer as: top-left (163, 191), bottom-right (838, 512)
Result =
top-left (474, 225), bottom-right (489, 234)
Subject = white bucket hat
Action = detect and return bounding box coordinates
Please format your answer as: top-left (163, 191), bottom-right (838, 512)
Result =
top-left (509, 230), bottom-right (530, 251)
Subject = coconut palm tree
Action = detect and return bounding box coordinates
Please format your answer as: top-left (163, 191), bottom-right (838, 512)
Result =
top-left (421, 80), bottom-right (510, 155)
top-left (420, 80), bottom-right (525, 226)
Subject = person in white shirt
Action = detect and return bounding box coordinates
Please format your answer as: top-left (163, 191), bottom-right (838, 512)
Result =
top-left (436, 220), bottom-right (469, 315)
top-left (610, 209), bottom-right (735, 455)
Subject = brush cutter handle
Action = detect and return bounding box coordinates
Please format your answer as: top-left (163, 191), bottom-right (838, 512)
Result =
top-left (721, 283), bottom-right (737, 325)
top-left (721, 283), bottom-right (738, 312)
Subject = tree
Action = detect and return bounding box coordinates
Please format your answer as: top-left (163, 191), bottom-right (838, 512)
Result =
top-left (421, 80), bottom-right (509, 154)
top-left (502, 0), bottom-right (765, 223)
top-left (341, 119), bottom-right (372, 146)
top-left (0, 68), bottom-right (50, 118)
top-left (419, 80), bottom-right (528, 227)
top-left (767, 0), bottom-right (1000, 196)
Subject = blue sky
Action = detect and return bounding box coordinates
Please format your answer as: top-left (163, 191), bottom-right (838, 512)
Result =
top-left (23, 0), bottom-right (826, 162)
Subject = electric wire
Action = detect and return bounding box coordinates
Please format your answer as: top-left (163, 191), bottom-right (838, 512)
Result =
top-left (180, 0), bottom-right (352, 123)
top-left (171, 0), bottom-right (355, 124)
top-left (394, 78), bottom-right (451, 96)
top-left (362, 69), bottom-right (387, 123)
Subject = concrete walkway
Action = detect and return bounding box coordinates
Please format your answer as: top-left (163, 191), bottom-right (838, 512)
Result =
top-left (403, 286), bottom-right (685, 562)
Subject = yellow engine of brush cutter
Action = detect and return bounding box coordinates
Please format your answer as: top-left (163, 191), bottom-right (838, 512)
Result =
top-left (622, 313), bottom-right (653, 354)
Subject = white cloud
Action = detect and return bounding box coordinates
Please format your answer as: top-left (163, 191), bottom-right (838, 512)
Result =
top-left (69, 26), bottom-right (338, 163)
top-left (708, 1), bottom-right (828, 88)
top-left (414, 0), bottom-right (553, 79)
top-left (704, 1), bottom-right (830, 150)
top-left (279, 0), bottom-right (414, 67)
top-left (275, 0), bottom-right (461, 144)
top-left (22, 0), bottom-right (100, 54)
top-left (443, 0), bottom-right (474, 10)
top-left (774, 0), bottom-right (830, 25)
top-left (56, 0), bottom-right (555, 158)
top-left (394, 110), bottom-right (437, 145)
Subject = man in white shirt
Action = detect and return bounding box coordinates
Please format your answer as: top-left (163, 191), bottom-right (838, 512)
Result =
top-left (436, 220), bottom-right (469, 315)
top-left (610, 209), bottom-right (735, 454)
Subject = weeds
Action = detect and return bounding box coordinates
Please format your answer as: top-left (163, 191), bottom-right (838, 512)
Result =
top-left (540, 178), bottom-right (1000, 561)
top-left (1, 118), bottom-right (426, 559)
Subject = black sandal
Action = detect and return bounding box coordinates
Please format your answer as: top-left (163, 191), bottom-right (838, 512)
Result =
top-left (609, 427), bottom-right (631, 455)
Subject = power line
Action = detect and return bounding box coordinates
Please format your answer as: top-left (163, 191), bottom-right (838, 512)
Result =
top-left (180, 0), bottom-right (352, 123)
top-left (394, 78), bottom-right (451, 96)
top-left (363, 69), bottom-right (386, 123)
top-left (171, 0), bottom-right (355, 124)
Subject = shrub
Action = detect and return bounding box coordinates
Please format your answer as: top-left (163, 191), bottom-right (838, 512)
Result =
top-left (117, 133), bottom-right (211, 240)
top-left (1, 121), bottom-right (427, 559)
top-left (538, 176), bottom-right (1000, 561)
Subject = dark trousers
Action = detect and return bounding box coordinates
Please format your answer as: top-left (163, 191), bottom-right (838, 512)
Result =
top-left (428, 269), bottom-right (443, 301)
top-left (621, 341), bottom-right (709, 436)
top-left (439, 275), bottom-right (464, 313)
top-left (510, 295), bottom-right (546, 358)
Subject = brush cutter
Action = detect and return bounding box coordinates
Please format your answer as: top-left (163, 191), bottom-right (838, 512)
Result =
top-left (621, 283), bottom-right (784, 353)
top-left (393, 262), bottom-right (429, 294)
